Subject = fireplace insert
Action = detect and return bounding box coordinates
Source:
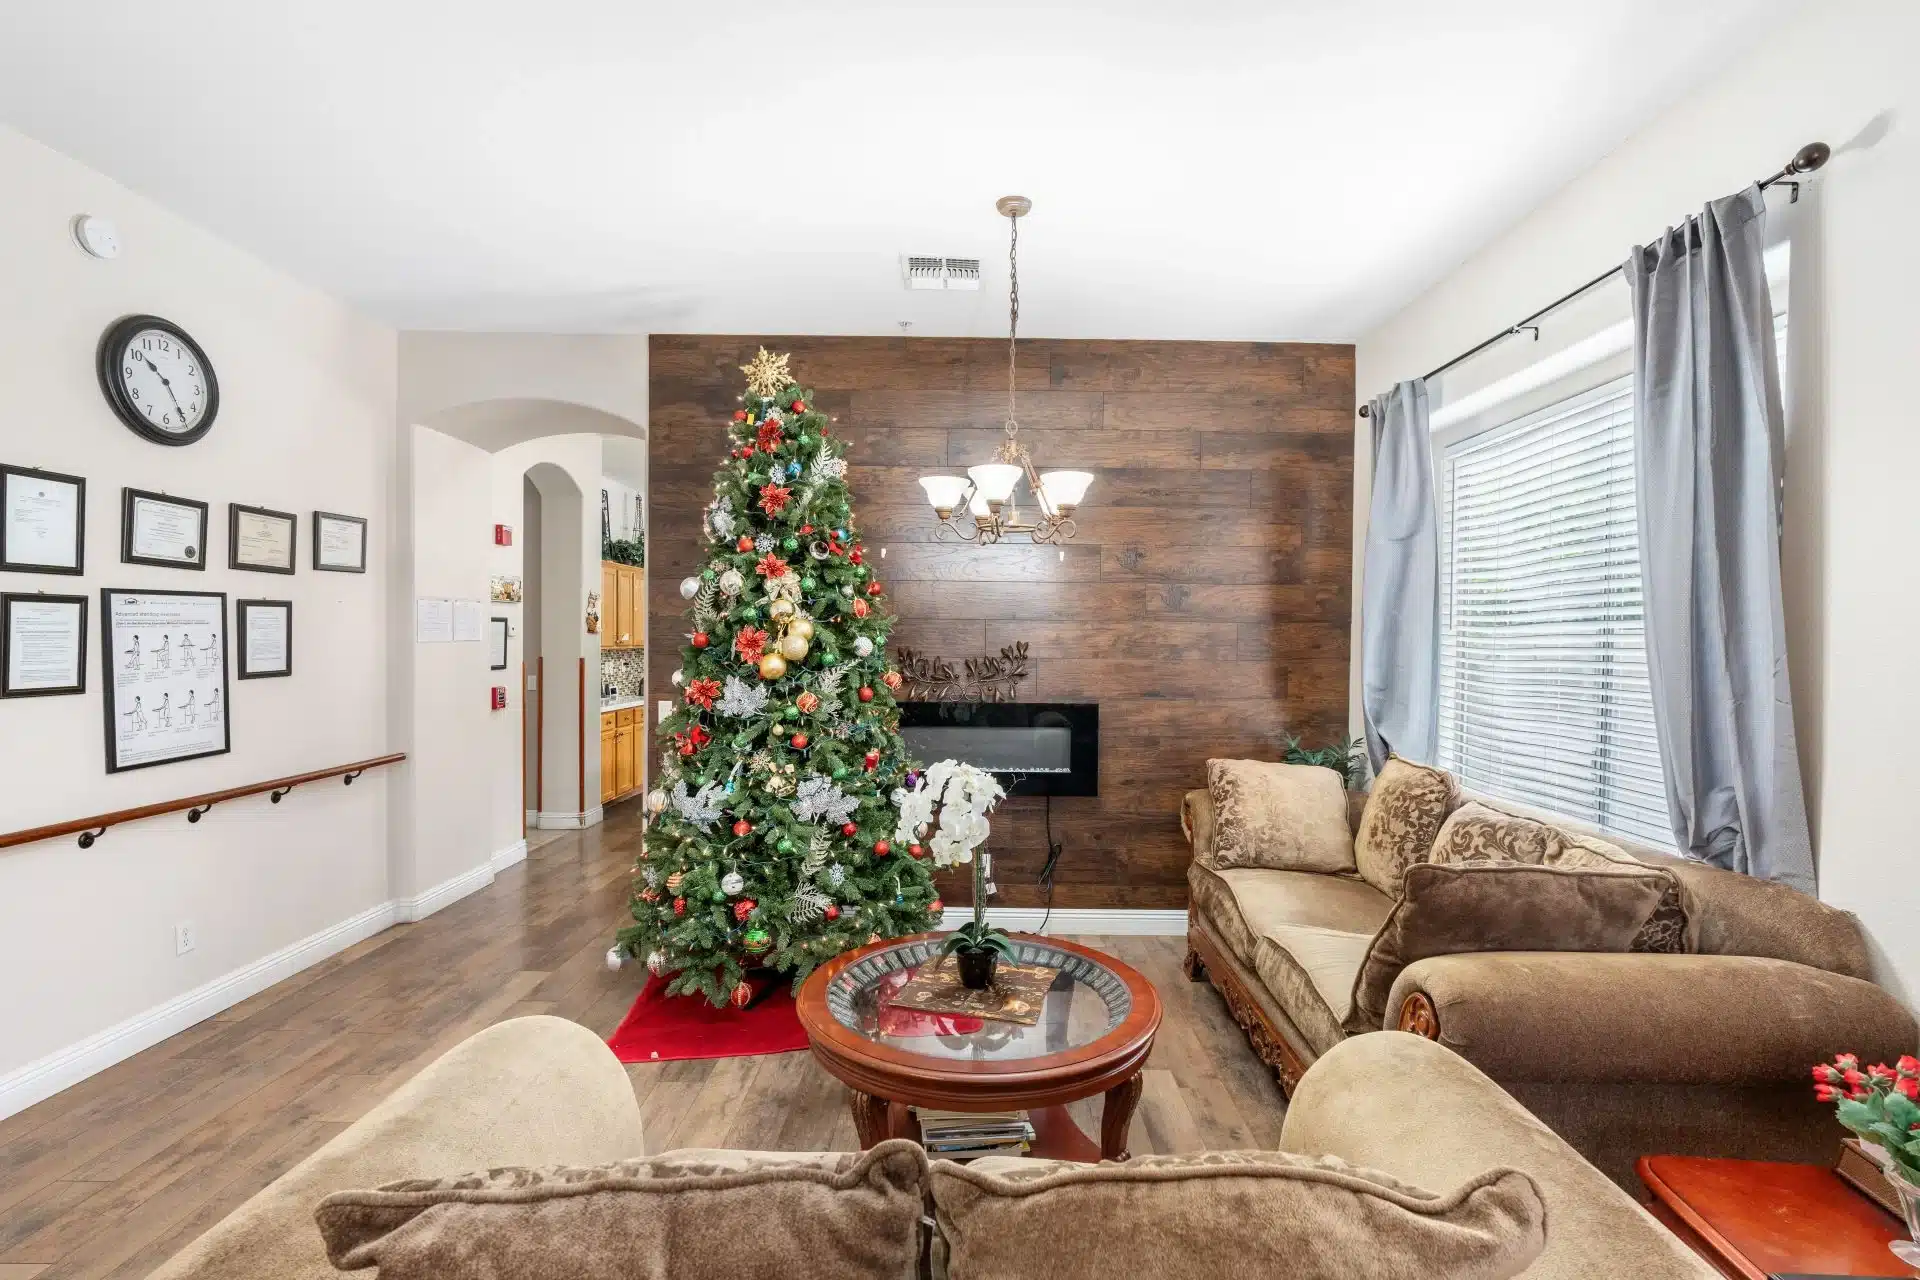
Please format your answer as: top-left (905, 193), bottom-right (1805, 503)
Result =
top-left (897, 701), bottom-right (1098, 797)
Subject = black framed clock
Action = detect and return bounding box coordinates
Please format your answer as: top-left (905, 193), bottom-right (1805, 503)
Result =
top-left (96, 315), bottom-right (219, 446)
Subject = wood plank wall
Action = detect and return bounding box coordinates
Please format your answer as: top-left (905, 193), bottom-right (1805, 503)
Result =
top-left (648, 336), bottom-right (1354, 909)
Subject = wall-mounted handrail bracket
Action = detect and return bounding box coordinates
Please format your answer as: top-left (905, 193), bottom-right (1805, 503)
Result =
top-left (187, 803), bottom-right (215, 823)
top-left (77, 827), bottom-right (107, 849)
top-left (270, 785), bottom-right (296, 803)
top-left (343, 770), bottom-right (365, 786)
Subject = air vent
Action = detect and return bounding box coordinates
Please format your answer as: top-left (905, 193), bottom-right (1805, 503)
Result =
top-left (901, 256), bottom-right (982, 291)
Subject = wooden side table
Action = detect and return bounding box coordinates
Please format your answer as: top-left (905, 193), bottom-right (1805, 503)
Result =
top-left (1637, 1155), bottom-right (1913, 1279)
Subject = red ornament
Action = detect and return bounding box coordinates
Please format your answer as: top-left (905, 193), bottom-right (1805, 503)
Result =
top-left (858, 686), bottom-right (874, 703)
top-left (873, 839), bottom-right (891, 856)
top-left (799, 523), bottom-right (814, 535)
top-left (866, 581), bottom-right (884, 597)
top-left (758, 483), bottom-right (793, 517)
top-left (730, 981), bottom-right (753, 1008)
top-left (732, 819), bottom-right (752, 837)
top-left (824, 904), bottom-right (840, 921)
top-left (691, 631), bottom-right (710, 648)
top-left (733, 409), bottom-right (748, 422)
top-left (796, 691), bottom-right (820, 714)
top-left (849, 549), bottom-right (863, 566)
top-left (908, 843), bottom-right (924, 858)
top-left (851, 598), bottom-right (870, 619)
top-left (640, 887), bottom-right (659, 902)
top-left (790, 732), bottom-right (810, 749)
top-left (928, 899), bottom-right (944, 914)
top-left (733, 899), bottom-right (756, 923)
top-left (684, 677), bottom-right (722, 710)
top-left (737, 535), bottom-right (754, 552)
top-left (883, 671), bottom-right (903, 691)
top-left (791, 399), bottom-right (806, 413)
top-left (842, 822), bottom-right (858, 837)
top-left (863, 751), bottom-right (880, 771)
top-left (755, 552), bottom-right (789, 578)
top-left (673, 896), bottom-right (687, 916)
top-left (734, 626), bottom-right (769, 664)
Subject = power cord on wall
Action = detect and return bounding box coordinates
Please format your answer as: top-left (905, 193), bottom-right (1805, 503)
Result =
top-left (1035, 793), bottom-right (1064, 935)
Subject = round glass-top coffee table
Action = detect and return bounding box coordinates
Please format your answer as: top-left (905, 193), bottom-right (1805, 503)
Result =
top-left (795, 933), bottom-right (1162, 1161)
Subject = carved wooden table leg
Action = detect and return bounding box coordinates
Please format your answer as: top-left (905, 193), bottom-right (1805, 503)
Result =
top-left (848, 1090), bottom-right (891, 1149)
top-left (1182, 945), bottom-right (1207, 982)
top-left (1099, 1072), bottom-right (1145, 1161)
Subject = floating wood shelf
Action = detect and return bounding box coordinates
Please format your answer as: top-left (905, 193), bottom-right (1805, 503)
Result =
top-left (0, 752), bottom-right (407, 850)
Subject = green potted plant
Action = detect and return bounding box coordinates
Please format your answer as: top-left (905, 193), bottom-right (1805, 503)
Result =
top-left (895, 760), bottom-right (1011, 989)
top-left (1813, 1053), bottom-right (1920, 1264)
top-left (1282, 734), bottom-right (1367, 790)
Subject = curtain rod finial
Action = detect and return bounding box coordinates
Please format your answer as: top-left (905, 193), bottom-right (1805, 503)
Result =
top-left (1358, 404), bottom-right (1371, 418)
top-left (1791, 142), bottom-right (1831, 174)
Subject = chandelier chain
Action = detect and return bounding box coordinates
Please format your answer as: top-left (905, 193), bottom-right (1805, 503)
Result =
top-left (1006, 211), bottom-right (1019, 440)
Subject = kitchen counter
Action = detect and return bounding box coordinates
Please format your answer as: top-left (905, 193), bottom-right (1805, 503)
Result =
top-left (600, 696), bottom-right (646, 714)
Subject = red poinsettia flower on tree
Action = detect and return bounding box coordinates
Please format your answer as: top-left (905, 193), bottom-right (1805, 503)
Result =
top-left (755, 552), bottom-right (789, 578)
top-left (734, 626), bottom-right (770, 663)
top-left (758, 483), bottom-right (792, 517)
top-left (673, 724), bottom-right (711, 757)
top-left (683, 677), bottom-right (722, 710)
top-left (756, 421), bottom-right (784, 452)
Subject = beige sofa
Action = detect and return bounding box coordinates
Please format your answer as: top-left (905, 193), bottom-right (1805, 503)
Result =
top-left (1183, 778), bottom-right (1918, 1187)
top-left (149, 1014), bottom-right (1719, 1279)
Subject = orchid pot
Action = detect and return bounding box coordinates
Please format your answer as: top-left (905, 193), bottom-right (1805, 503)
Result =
top-left (895, 761), bottom-right (1010, 991)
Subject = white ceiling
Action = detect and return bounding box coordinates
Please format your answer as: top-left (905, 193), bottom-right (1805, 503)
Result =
top-left (0, 0), bottom-right (1801, 340)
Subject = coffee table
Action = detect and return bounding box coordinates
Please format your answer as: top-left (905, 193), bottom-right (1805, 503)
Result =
top-left (796, 933), bottom-right (1162, 1162)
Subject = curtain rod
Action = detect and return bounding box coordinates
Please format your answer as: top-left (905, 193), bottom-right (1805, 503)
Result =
top-left (1358, 141), bottom-right (1830, 418)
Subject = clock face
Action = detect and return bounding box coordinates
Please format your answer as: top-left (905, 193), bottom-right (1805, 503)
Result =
top-left (97, 315), bottom-right (219, 446)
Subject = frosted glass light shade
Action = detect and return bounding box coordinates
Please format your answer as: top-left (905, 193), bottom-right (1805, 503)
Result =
top-left (918, 475), bottom-right (969, 514)
top-left (1039, 470), bottom-right (1094, 512)
top-left (968, 489), bottom-right (993, 518)
top-left (967, 463), bottom-right (1023, 505)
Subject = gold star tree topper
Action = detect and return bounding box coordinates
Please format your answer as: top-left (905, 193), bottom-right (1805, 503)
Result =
top-left (740, 347), bottom-right (794, 399)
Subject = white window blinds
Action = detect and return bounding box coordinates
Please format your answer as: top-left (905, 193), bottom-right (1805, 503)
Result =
top-left (1436, 376), bottom-right (1672, 847)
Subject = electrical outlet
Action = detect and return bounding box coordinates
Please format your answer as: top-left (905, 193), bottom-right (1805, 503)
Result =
top-left (175, 922), bottom-right (196, 956)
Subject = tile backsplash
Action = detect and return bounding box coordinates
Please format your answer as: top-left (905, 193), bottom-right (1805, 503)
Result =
top-left (603, 648), bottom-right (645, 699)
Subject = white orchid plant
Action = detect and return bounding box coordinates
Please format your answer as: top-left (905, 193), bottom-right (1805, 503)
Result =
top-left (893, 760), bottom-right (1013, 961)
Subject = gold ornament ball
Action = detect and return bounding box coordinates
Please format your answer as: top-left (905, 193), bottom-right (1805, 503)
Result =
top-left (758, 652), bottom-right (788, 680)
top-left (779, 632), bottom-right (810, 661)
top-left (768, 598), bottom-right (797, 624)
top-left (790, 617), bottom-right (815, 640)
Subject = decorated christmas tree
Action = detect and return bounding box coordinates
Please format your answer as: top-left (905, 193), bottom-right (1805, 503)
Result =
top-left (619, 348), bottom-right (943, 1007)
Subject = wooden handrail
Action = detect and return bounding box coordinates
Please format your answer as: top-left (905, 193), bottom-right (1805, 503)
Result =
top-left (0, 753), bottom-right (407, 850)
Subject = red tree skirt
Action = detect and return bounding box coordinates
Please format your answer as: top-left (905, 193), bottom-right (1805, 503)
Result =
top-left (605, 972), bottom-right (809, 1064)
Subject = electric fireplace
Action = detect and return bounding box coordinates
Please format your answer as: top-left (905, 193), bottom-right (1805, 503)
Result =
top-left (898, 702), bottom-right (1098, 797)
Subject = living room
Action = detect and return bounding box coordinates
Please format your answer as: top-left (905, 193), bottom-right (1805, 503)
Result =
top-left (1, 2), bottom-right (1917, 1277)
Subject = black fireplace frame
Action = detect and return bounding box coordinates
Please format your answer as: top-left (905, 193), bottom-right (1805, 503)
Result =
top-left (898, 701), bottom-right (1098, 797)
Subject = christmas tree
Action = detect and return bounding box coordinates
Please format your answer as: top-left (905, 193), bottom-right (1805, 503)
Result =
top-left (619, 348), bottom-right (943, 1007)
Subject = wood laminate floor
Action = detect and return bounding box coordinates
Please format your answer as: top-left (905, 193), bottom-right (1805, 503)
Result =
top-left (0, 802), bottom-right (1285, 1278)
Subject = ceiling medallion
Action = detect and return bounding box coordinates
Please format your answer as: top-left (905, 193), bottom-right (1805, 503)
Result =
top-left (917, 197), bottom-right (1092, 546)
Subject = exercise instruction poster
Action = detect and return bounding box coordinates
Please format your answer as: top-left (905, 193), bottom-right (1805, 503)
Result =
top-left (104, 589), bottom-right (231, 772)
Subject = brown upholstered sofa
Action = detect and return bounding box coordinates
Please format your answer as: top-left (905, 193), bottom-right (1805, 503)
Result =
top-left (1182, 775), bottom-right (1918, 1188)
top-left (148, 1014), bottom-right (1722, 1279)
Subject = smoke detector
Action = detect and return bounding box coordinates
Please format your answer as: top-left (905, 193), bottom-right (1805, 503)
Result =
top-left (901, 256), bottom-right (981, 291)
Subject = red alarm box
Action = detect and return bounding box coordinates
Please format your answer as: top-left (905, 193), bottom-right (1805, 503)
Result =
top-left (490, 686), bottom-right (508, 710)
top-left (494, 524), bottom-right (513, 546)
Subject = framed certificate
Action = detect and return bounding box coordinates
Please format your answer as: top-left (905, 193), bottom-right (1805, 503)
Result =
top-left (121, 488), bottom-right (208, 571)
top-left (489, 616), bottom-right (510, 670)
top-left (100, 587), bottom-right (230, 772)
top-left (236, 598), bottom-right (292, 679)
top-left (229, 503), bottom-right (297, 574)
top-left (313, 510), bottom-right (367, 573)
top-left (2, 464), bottom-right (85, 575)
top-left (2, 593), bottom-right (87, 697)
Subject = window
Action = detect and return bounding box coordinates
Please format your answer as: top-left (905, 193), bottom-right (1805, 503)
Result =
top-left (1436, 375), bottom-right (1673, 847)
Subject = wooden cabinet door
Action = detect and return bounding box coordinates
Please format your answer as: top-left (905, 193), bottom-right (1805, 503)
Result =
top-left (614, 724), bottom-right (636, 796)
top-left (600, 724), bottom-right (616, 804)
top-left (628, 568), bottom-right (644, 650)
top-left (600, 563), bottom-right (618, 650)
top-left (616, 567), bottom-right (635, 646)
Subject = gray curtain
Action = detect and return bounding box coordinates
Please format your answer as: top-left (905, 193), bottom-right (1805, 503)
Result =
top-left (1627, 184), bottom-right (1814, 892)
top-left (1362, 379), bottom-right (1439, 775)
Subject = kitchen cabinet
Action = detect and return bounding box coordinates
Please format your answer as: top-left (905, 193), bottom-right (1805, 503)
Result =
top-left (600, 560), bottom-right (645, 650)
top-left (600, 719), bottom-right (616, 804)
top-left (601, 706), bottom-right (642, 806)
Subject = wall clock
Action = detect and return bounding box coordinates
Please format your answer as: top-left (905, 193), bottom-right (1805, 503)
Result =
top-left (96, 315), bottom-right (219, 446)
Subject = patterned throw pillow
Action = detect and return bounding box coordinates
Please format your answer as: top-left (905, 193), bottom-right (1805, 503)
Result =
top-left (1205, 759), bottom-right (1355, 873)
top-left (1353, 756), bottom-right (1459, 899)
top-left (1427, 801), bottom-right (1690, 954)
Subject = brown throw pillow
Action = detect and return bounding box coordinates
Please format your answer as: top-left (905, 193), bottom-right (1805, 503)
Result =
top-left (314, 1141), bottom-right (928, 1280)
top-left (1428, 801), bottom-right (1692, 954)
top-left (1353, 756), bottom-right (1458, 898)
top-left (929, 1149), bottom-right (1545, 1280)
top-left (1205, 759), bottom-right (1355, 873)
top-left (1346, 860), bottom-right (1676, 1033)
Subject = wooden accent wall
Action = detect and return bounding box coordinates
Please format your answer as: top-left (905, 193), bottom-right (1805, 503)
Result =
top-left (649, 336), bottom-right (1354, 909)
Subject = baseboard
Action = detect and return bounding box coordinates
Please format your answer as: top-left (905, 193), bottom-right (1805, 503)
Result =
top-left (0, 899), bottom-right (397, 1121)
top-left (490, 839), bottom-right (528, 874)
top-left (535, 807), bottom-right (604, 830)
top-left (393, 861), bottom-right (495, 923)
top-left (524, 808), bottom-right (539, 825)
top-left (937, 907), bottom-right (1188, 936)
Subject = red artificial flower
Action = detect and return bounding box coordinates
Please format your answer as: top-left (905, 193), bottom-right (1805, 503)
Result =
top-left (684, 677), bottom-right (722, 710)
top-left (755, 552), bottom-right (789, 578)
top-left (1844, 1068), bottom-right (1868, 1087)
top-left (734, 626), bottom-right (769, 664)
top-left (1815, 1083), bottom-right (1838, 1102)
top-left (1900, 1055), bottom-right (1920, 1076)
top-left (1836, 1053), bottom-right (1861, 1070)
top-left (1813, 1064), bottom-right (1840, 1084)
top-left (758, 483), bottom-right (792, 517)
top-left (756, 421), bottom-right (784, 451)
top-left (733, 899), bottom-right (756, 923)
top-left (1898, 1077), bottom-right (1920, 1102)
top-left (673, 724), bottom-right (711, 757)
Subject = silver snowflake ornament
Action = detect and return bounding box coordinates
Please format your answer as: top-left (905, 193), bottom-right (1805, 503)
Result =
top-left (792, 776), bottom-right (858, 828)
top-left (716, 675), bottom-right (769, 719)
top-left (669, 781), bottom-right (726, 833)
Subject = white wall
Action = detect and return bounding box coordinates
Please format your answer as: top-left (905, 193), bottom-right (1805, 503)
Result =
top-left (1350, 0), bottom-right (1920, 996)
top-left (0, 124), bottom-right (397, 1101)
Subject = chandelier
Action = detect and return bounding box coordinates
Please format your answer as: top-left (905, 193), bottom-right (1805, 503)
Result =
top-left (917, 196), bottom-right (1093, 545)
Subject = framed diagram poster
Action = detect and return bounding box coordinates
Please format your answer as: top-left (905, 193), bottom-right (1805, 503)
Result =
top-left (100, 588), bottom-right (230, 772)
